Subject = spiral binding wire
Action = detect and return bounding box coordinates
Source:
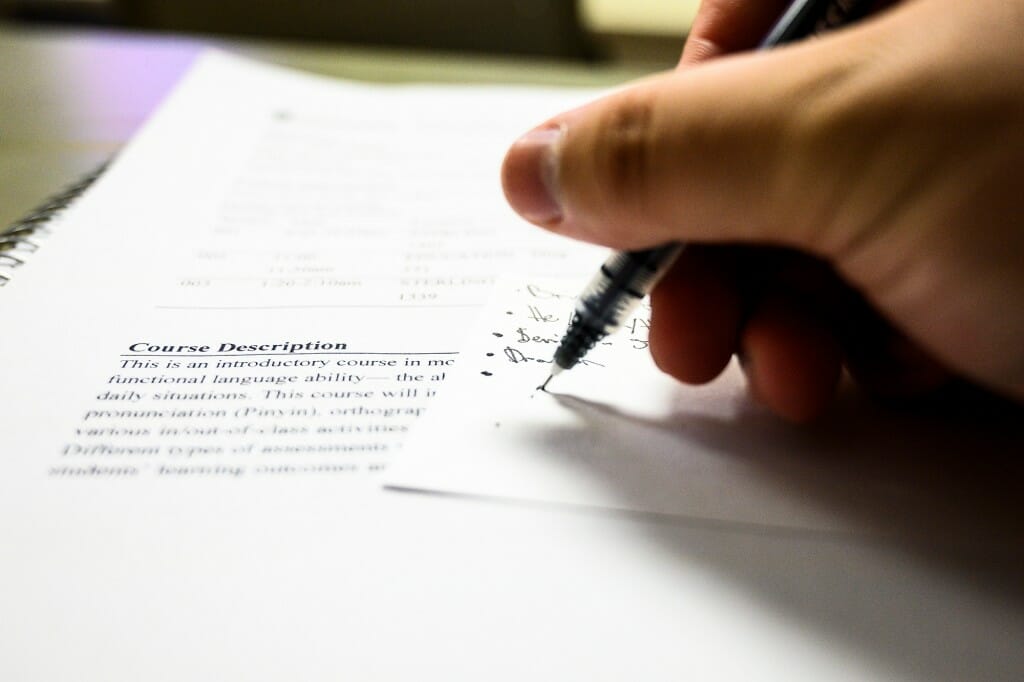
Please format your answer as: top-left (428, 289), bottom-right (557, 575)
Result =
top-left (0, 161), bottom-right (110, 287)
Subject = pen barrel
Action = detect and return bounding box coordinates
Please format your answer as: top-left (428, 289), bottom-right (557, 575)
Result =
top-left (553, 244), bottom-right (682, 370)
top-left (577, 244), bottom-right (682, 334)
top-left (760, 0), bottom-right (875, 47)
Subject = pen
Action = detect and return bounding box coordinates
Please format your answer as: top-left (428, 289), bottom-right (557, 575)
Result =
top-left (542, 0), bottom-right (878, 390)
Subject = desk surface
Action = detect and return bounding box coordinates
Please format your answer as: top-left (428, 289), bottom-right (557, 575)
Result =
top-left (0, 23), bottom-right (654, 229)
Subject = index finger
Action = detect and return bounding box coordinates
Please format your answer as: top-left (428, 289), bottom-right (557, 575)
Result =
top-left (681, 0), bottom-right (794, 65)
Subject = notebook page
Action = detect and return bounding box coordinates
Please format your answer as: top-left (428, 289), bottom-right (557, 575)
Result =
top-left (3, 52), bottom-right (607, 479)
top-left (10, 52), bottom-right (605, 306)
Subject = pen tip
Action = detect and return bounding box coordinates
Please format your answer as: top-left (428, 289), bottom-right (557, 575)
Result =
top-left (537, 362), bottom-right (563, 392)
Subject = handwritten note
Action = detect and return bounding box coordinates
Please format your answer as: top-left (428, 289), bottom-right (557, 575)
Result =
top-left (387, 277), bottom-right (1024, 539)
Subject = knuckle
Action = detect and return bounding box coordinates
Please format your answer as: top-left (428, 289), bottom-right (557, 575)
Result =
top-left (593, 91), bottom-right (658, 214)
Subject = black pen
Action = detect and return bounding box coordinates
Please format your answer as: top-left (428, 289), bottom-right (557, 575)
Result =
top-left (542, 0), bottom-right (878, 390)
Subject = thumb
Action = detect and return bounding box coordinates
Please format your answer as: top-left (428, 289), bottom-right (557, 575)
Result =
top-left (501, 22), bottom-right (887, 258)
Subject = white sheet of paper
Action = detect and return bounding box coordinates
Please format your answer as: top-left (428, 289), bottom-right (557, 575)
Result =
top-left (3, 53), bottom-right (1023, 681)
top-left (9, 53), bottom-right (606, 304)
top-left (387, 277), bottom-right (1024, 540)
top-left (3, 52), bottom-right (610, 483)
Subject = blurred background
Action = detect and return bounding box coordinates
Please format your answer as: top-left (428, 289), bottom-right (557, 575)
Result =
top-left (0, 0), bottom-right (698, 66)
top-left (0, 0), bottom-right (698, 230)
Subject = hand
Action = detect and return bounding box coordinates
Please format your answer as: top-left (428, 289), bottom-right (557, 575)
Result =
top-left (501, 0), bottom-right (1024, 421)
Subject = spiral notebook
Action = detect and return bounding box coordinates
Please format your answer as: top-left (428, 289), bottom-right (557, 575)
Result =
top-left (2, 51), bottom-right (1022, 682)
top-left (0, 163), bottom-right (108, 287)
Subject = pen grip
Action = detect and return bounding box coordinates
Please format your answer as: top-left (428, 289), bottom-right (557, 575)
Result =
top-left (574, 243), bottom-right (683, 336)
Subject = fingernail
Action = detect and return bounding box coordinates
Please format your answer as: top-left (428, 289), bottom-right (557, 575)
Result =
top-left (502, 125), bottom-right (564, 225)
top-left (737, 351), bottom-right (765, 404)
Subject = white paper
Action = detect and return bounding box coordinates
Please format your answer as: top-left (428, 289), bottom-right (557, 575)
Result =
top-left (2, 52), bottom-right (608, 481)
top-left (2, 53), bottom-right (1022, 681)
top-left (387, 277), bottom-right (1024, 540)
top-left (11, 54), bottom-right (607, 302)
